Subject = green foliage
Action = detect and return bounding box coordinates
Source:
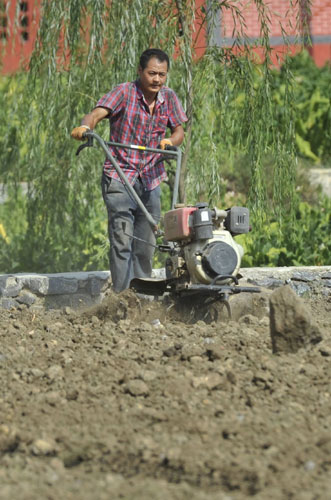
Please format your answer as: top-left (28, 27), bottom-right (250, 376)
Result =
top-left (0, 185), bottom-right (28, 272)
top-left (184, 50), bottom-right (299, 227)
top-left (0, 71), bottom-right (110, 273)
top-left (237, 196), bottom-right (331, 267)
top-left (272, 51), bottom-right (331, 164)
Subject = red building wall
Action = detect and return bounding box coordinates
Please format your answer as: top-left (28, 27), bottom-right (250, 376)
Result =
top-left (0, 0), bottom-right (330, 74)
top-left (0, 0), bottom-right (40, 73)
top-left (219, 0), bottom-right (331, 66)
top-left (309, 0), bottom-right (331, 65)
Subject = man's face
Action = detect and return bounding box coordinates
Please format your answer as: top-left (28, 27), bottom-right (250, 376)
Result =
top-left (138, 57), bottom-right (168, 96)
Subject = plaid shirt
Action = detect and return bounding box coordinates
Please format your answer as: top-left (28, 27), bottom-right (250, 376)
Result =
top-left (95, 80), bottom-right (187, 190)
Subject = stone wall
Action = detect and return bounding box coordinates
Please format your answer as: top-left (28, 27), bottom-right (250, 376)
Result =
top-left (240, 266), bottom-right (331, 297)
top-left (0, 271), bottom-right (110, 311)
top-left (0, 266), bottom-right (330, 311)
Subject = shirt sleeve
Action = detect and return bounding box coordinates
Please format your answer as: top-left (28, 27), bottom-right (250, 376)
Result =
top-left (167, 90), bottom-right (188, 130)
top-left (95, 84), bottom-right (125, 115)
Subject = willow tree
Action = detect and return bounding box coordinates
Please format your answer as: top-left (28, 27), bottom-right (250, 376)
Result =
top-left (1, 0), bottom-right (312, 272)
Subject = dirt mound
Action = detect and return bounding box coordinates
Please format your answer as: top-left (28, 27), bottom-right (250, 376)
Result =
top-left (82, 287), bottom-right (273, 325)
top-left (0, 289), bottom-right (330, 499)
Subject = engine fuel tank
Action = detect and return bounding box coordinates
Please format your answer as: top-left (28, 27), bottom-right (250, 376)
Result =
top-left (163, 206), bottom-right (197, 241)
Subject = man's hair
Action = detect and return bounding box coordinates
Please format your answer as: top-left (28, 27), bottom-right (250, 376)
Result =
top-left (139, 48), bottom-right (170, 70)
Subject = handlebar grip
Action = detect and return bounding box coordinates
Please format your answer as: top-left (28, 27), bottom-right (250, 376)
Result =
top-left (164, 145), bottom-right (178, 151)
top-left (75, 134), bottom-right (93, 155)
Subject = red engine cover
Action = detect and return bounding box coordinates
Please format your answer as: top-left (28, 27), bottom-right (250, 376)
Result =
top-left (163, 206), bottom-right (197, 241)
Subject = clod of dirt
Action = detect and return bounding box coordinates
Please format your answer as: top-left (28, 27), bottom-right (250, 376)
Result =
top-left (125, 379), bottom-right (149, 397)
top-left (46, 365), bottom-right (64, 382)
top-left (31, 438), bottom-right (57, 456)
top-left (0, 425), bottom-right (20, 454)
top-left (269, 285), bottom-right (322, 353)
top-left (83, 289), bottom-right (143, 323)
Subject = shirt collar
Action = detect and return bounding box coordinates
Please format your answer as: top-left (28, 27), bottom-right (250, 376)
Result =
top-left (134, 79), bottom-right (165, 105)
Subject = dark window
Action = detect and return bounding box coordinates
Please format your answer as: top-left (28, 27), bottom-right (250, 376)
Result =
top-left (19, 1), bottom-right (29, 42)
top-left (0, 0), bottom-right (7, 42)
top-left (20, 14), bottom-right (28, 27)
top-left (0, 0), bottom-right (31, 45)
top-left (19, 2), bottom-right (28, 12)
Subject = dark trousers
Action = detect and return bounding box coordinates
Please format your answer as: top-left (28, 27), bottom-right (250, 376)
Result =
top-left (101, 174), bottom-right (161, 292)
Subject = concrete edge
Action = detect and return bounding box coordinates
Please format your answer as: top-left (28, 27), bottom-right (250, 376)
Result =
top-left (0, 266), bottom-right (330, 311)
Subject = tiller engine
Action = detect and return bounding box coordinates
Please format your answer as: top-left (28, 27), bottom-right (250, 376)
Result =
top-left (131, 203), bottom-right (260, 303)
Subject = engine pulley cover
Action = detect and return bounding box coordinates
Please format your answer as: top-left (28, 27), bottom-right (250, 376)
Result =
top-left (202, 241), bottom-right (238, 277)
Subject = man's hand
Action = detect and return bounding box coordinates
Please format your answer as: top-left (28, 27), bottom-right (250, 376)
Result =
top-left (71, 126), bottom-right (90, 141)
top-left (159, 138), bottom-right (173, 150)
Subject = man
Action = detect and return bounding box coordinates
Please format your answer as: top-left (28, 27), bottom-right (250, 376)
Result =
top-left (71, 48), bottom-right (187, 292)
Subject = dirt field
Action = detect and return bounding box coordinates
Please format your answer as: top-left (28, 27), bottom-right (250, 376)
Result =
top-left (0, 288), bottom-right (330, 500)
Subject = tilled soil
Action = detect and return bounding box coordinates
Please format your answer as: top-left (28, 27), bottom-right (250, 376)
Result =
top-left (0, 289), bottom-right (330, 500)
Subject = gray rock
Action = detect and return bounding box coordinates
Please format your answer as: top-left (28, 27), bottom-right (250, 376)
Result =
top-left (18, 275), bottom-right (49, 295)
top-left (269, 285), bottom-right (322, 354)
top-left (0, 276), bottom-right (22, 297)
top-left (88, 276), bottom-right (109, 296)
top-left (291, 271), bottom-right (318, 282)
top-left (16, 291), bottom-right (36, 306)
top-left (1, 298), bottom-right (19, 309)
top-left (0, 276), bottom-right (9, 296)
top-left (290, 282), bottom-right (312, 297)
top-left (47, 277), bottom-right (78, 295)
top-left (247, 277), bottom-right (284, 289)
